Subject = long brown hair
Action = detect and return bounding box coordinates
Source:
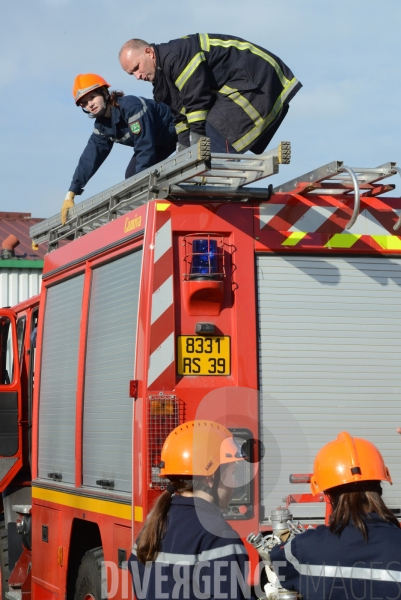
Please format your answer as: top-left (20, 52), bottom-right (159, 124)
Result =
top-left (108, 89), bottom-right (124, 108)
top-left (135, 480), bottom-right (193, 563)
top-left (328, 480), bottom-right (400, 540)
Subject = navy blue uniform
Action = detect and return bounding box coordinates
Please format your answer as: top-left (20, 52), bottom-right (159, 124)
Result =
top-left (270, 513), bottom-right (401, 600)
top-left (152, 33), bottom-right (301, 154)
top-left (69, 96), bottom-right (176, 195)
top-left (129, 495), bottom-right (250, 600)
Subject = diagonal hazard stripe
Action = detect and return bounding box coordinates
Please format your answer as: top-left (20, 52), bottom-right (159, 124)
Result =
top-left (282, 232), bottom-right (307, 246)
top-left (371, 236), bottom-right (401, 250)
top-left (148, 332), bottom-right (175, 386)
top-left (324, 234), bottom-right (362, 248)
top-left (289, 206), bottom-right (338, 232)
top-left (258, 204), bottom-right (286, 228)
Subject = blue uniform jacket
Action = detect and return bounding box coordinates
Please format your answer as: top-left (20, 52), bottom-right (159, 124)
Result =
top-left (129, 495), bottom-right (251, 600)
top-left (69, 96), bottom-right (176, 195)
top-left (270, 513), bottom-right (401, 600)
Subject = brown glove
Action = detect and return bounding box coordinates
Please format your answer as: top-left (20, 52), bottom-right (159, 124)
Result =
top-left (61, 192), bottom-right (75, 225)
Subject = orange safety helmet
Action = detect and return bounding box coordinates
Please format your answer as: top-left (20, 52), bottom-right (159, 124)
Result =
top-left (159, 420), bottom-right (244, 478)
top-left (310, 431), bottom-right (392, 495)
top-left (72, 73), bottom-right (110, 105)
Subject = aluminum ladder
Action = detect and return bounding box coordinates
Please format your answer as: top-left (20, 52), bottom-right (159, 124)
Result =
top-left (273, 160), bottom-right (401, 229)
top-left (30, 139), bottom-right (291, 250)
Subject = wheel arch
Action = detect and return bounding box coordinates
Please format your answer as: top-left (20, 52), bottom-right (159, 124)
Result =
top-left (66, 518), bottom-right (102, 600)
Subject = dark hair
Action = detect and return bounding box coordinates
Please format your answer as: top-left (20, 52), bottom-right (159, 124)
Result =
top-left (328, 480), bottom-right (400, 540)
top-left (135, 480), bottom-right (193, 563)
top-left (109, 89), bottom-right (124, 108)
top-left (83, 88), bottom-right (124, 118)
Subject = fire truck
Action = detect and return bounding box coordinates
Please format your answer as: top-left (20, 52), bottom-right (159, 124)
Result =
top-left (1, 139), bottom-right (401, 600)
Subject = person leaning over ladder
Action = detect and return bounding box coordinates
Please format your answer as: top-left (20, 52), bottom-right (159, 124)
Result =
top-left (270, 432), bottom-right (401, 600)
top-left (119, 33), bottom-right (301, 154)
top-left (129, 420), bottom-right (251, 600)
top-left (60, 73), bottom-right (177, 225)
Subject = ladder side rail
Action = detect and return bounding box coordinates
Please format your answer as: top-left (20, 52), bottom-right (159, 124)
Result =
top-left (273, 161), bottom-right (344, 194)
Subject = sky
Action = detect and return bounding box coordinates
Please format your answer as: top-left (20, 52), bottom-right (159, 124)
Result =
top-left (1, 0), bottom-right (401, 219)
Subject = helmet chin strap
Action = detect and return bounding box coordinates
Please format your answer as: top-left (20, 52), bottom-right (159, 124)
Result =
top-left (192, 468), bottom-right (221, 505)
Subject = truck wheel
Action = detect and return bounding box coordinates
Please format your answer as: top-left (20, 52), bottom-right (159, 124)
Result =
top-left (0, 517), bottom-right (9, 600)
top-left (73, 547), bottom-right (106, 600)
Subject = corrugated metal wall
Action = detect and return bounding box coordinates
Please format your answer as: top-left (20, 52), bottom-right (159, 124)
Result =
top-left (0, 269), bottom-right (42, 307)
top-left (257, 254), bottom-right (401, 522)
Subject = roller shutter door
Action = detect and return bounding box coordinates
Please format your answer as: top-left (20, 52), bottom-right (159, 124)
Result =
top-left (38, 274), bottom-right (84, 484)
top-left (82, 250), bottom-right (142, 494)
top-left (257, 255), bottom-right (401, 521)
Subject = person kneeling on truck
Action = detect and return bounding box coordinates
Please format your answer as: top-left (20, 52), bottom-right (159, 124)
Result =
top-left (60, 73), bottom-right (177, 225)
top-left (270, 431), bottom-right (401, 600)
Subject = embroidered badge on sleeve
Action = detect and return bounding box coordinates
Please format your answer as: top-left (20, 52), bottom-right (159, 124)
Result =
top-left (130, 121), bottom-right (141, 134)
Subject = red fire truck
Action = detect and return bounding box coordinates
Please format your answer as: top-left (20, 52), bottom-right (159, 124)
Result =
top-left (1, 140), bottom-right (401, 600)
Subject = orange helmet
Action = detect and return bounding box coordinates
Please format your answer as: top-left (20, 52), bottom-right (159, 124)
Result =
top-left (72, 73), bottom-right (110, 105)
top-left (160, 420), bottom-right (244, 478)
top-left (310, 431), bottom-right (392, 495)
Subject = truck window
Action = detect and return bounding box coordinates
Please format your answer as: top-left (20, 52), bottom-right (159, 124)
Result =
top-left (0, 316), bottom-right (14, 385)
top-left (16, 317), bottom-right (26, 364)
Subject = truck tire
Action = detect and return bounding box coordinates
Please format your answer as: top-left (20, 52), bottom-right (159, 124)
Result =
top-left (0, 517), bottom-right (9, 600)
top-left (73, 547), bottom-right (106, 600)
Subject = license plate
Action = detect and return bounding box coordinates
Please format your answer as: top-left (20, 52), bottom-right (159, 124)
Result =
top-left (177, 336), bottom-right (230, 376)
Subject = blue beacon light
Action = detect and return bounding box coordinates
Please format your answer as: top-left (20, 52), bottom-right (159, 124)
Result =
top-left (190, 239), bottom-right (218, 278)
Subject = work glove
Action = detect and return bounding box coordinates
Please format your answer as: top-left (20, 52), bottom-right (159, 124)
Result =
top-left (61, 191), bottom-right (75, 226)
top-left (189, 131), bottom-right (204, 146)
top-left (176, 142), bottom-right (189, 153)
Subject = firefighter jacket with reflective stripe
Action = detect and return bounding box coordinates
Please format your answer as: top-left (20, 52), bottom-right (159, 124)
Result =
top-left (152, 33), bottom-right (302, 153)
top-left (69, 95), bottom-right (176, 195)
top-left (129, 495), bottom-right (251, 600)
top-left (270, 513), bottom-right (401, 600)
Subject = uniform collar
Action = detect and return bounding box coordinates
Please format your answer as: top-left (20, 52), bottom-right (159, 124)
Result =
top-left (96, 104), bottom-right (121, 131)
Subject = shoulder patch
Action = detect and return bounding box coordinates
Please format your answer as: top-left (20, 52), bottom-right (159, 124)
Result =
top-left (130, 121), bottom-right (141, 135)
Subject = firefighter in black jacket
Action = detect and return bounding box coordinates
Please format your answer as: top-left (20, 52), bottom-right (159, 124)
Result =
top-left (270, 432), bottom-right (401, 600)
top-left (119, 34), bottom-right (301, 154)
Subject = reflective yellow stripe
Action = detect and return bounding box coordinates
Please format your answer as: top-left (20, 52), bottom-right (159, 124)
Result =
top-left (175, 121), bottom-right (189, 134)
top-left (199, 33), bottom-right (210, 52)
top-left (371, 235), bottom-right (401, 250)
top-left (208, 37), bottom-right (290, 88)
top-left (32, 486), bottom-right (133, 520)
top-left (219, 85), bottom-right (263, 126)
top-left (186, 110), bottom-right (209, 123)
top-left (175, 52), bottom-right (206, 91)
top-left (232, 77), bottom-right (299, 152)
top-left (282, 232), bottom-right (307, 246)
top-left (156, 202), bottom-right (171, 212)
top-left (324, 234), bottom-right (362, 249)
top-left (180, 106), bottom-right (187, 115)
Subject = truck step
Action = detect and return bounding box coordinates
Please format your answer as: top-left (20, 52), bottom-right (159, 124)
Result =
top-left (5, 589), bottom-right (21, 600)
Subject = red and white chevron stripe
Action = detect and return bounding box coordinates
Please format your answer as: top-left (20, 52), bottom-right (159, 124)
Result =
top-left (147, 205), bottom-right (175, 389)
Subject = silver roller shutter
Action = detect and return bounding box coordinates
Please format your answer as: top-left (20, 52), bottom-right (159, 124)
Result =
top-left (82, 250), bottom-right (142, 494)
top-left (257, 255), bottom-right (401, 521)
top-left (38, 274), bottom-right (84, 484)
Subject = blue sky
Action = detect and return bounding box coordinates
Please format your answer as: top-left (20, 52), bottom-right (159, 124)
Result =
top-left (1, 0), bottom-right (401, 218)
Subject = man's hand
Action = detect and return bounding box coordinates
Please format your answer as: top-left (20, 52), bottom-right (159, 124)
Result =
top-left (61, 191), bottom-right (75, 225)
